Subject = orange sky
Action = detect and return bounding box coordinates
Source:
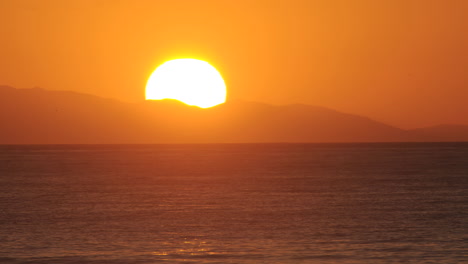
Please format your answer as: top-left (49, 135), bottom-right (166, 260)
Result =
top-left (1, 0), bottom-right (467, 129)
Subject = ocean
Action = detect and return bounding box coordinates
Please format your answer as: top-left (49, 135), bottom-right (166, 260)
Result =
top-left (0, 143), bottom-right (467, 263)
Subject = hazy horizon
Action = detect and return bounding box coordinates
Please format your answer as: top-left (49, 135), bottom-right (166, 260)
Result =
top-left (4, 84), bottom-right (468, 129)
top-left (1, 85), bottom-right (468, 144)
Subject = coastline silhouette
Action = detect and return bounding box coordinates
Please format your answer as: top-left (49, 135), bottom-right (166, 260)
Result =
top-left (1, 85), bottom-right (467, 144)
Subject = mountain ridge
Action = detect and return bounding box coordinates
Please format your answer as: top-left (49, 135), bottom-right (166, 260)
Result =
top-left (1, 86), bottom-right (467, 144)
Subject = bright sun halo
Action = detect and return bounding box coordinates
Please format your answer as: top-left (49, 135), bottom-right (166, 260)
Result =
top-left (145, 59), bottom-right (227, 108)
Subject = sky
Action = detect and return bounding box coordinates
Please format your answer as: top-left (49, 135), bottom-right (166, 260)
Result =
top-left (1, 0), bottom-right (467, 129)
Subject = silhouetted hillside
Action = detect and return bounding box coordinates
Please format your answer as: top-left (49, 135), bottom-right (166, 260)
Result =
top-left (0, 86), bottom-right (466, 143)
top-left (410, 125), bottom-right (468, 142)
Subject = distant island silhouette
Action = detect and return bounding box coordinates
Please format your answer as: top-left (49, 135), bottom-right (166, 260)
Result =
top-left (1, 85), bottom-right (467, 144)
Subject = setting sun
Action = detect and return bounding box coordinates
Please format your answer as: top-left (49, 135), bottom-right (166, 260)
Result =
top-left (145, 59), bottom-right (226, 108)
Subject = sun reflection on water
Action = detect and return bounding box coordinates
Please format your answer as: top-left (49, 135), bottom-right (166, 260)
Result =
top-left (151, 239), bottom-right (223, 261)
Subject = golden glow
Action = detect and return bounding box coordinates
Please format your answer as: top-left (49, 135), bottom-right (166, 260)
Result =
top-left (145, 59), bottom-right (226, 108)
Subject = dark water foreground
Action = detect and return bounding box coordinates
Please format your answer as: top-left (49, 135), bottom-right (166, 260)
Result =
top-left (0, 143), bottom-right (467, 263)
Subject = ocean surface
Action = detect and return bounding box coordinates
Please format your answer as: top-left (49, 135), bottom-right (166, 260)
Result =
top-left (0, 143), bottom-right (467, 263)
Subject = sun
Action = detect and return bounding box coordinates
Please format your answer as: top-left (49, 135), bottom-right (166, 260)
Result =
top-left (145, 59), bottom-right (227, 108)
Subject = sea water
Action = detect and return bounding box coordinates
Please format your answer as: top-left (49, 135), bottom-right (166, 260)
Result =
top-left (0, 143), bottom-right (467, 263)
